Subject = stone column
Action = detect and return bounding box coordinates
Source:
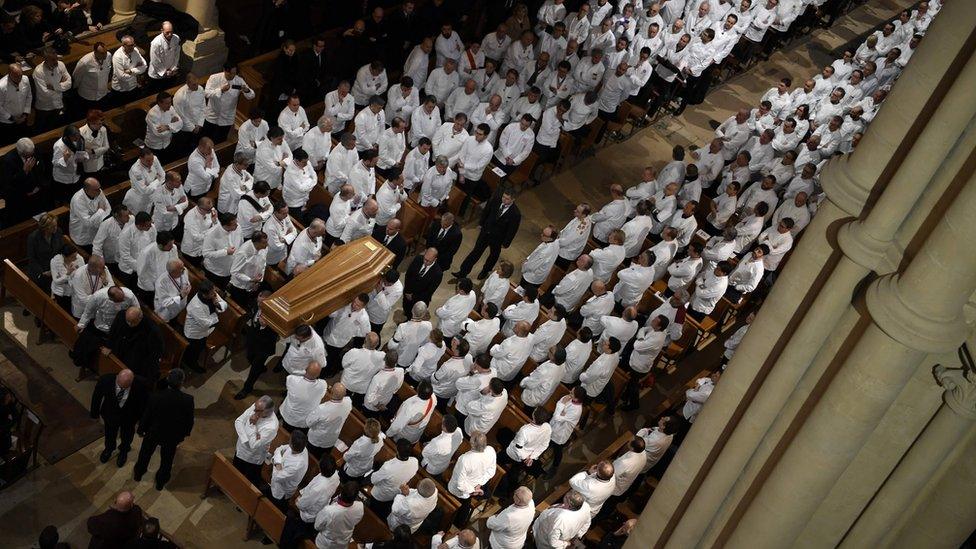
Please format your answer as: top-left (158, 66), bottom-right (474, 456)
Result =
top-left (723, 169), bottom-right (976, 547)
top-left (626, 4), bottom-right (976, 546)
top-left (174, 0), bottom-right (227, 76)
top-left (111, 0), bottom-right (137, 22)
top-left (841, 355), bottom-right (976, 547)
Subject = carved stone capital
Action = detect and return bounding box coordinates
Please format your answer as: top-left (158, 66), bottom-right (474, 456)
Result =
top-left (934, 363), bottom-right (976, 421)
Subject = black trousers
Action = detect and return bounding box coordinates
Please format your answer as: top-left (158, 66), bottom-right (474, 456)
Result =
top-left (203, 121), bottom-right (232, 144)
top-left (456, 232), bottom-right (504, 279)
top-left (324, 344), bottom-right (344, 378)
top-left (133, 434), bottom-right (179, 486)
top-left (369, 497), bottom-right (394, 519)
top-left (183, 337), bottom-right (207, 371)
top-left (73, 325), bottom-right (108, 371)
top-left (233, 455), bottom-right (264, 486)
top-left (204, 269), bottom-right (231, 289)
top-left (241, 351), bottom-right (275, 394)
top-left (687, 308), bottom-right (709, 322)
top-left (103, 418), bottom-right (136, 455)
top-left (453, 487), bottom-right (493, 527)
top-left (279, 510), bottom-right (316, 549)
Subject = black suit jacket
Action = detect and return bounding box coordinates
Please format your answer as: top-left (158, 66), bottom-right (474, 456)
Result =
top-left (403, 254), bottom-right (443, 306)
top-left (90, 374), bottom-right (149, 426)
top-left (298, 48), bottom-right (328, 92)
top-left (138, 387), bottom-right (194, 444)
top-left (382, 233), bottom-right (408, 269)
top-left (426, 223), bottom-right (463, 270)
top-left (479, 196), bottom-right (522, 247)
top-left (107, 313), bottom-right (164, 384)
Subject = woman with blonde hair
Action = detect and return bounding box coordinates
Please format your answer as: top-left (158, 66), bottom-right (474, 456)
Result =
top-left (26, 214), bottom-right (64, 293)
top-left (340, 418), bottom-right (385, 482)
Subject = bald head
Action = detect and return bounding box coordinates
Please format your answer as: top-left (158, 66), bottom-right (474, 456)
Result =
top-left (116, 369), bottom-right (134, 389)
top-left (124, 306), bottom-right (143, 326)
top-left (166, 259), bottom-right (184, 276)
top-left (457, 530), bottom-right (477, 548)
top-left (330, 382), bottom-right (347, 400)
top-left (364, 332), bottom-right (380, 349)
top-left (597, 460), bottom-right (615, 480)
top-left (514, 321), bottom-right (531, 337)
top-left (305, 361), bottom-right (322, 379)
top-left (114, 491), bottom-right (135, 512)
top-left (513, 486), bottom-right (533, 506)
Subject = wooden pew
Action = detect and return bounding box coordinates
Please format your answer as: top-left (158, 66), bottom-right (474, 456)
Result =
top-left (534, 430), bottom-right (635, 513)
top-left (0, 24), bottom-right (126, 78)
top-left (202, 452), bottom-right (262, 540)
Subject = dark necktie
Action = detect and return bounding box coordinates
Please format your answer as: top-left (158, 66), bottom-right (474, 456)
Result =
top-left (116, 388), bottom-right (125, 404)
top-left (438, 228), bottom-right (447, 240)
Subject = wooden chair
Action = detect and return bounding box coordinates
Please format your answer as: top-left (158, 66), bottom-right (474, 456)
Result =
top-left (249, 497), bottom-right (287, 544)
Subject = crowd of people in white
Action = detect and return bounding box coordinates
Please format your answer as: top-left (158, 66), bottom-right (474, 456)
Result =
top-left (29, 0), bottom-right (945, 547)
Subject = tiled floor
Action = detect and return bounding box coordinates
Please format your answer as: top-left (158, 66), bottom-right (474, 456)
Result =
top-left (0, 2), bottom-right (915, 546)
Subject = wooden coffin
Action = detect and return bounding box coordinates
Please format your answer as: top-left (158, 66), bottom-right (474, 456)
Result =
top-left (260, 237), bottom-right (394, 336)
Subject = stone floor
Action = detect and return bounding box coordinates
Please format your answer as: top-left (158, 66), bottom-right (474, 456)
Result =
top-left (0, 1), bottom-right (915, 547)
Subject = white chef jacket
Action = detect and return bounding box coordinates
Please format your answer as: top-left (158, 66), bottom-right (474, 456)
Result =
top-left (421, 428), bottom-right (463, 475)
top-left (352, 65), bottom-right (389, 105)
top-left (0, 75), bottom-right (31, 123)
top-left (757, 226), bottom-right (793, 271)
top-left (325, 143), bottom-right (358, 193)
top-left (281, 330), bottom-right (328, 375)
top-left (500, 299), bottom-right (540, 337)
top-left (550, 396), bottom-right (583, 444)
top-left (432, 291), bottom-right (475, 337)
top-left (343, 433), bottom-right (385, 477)
top-left (432, 123), bottom-right (469, 162)
top-left (324, 90), bottom-right (355, 126)
top-left (76, 284), bottom-right (132, 331)
top-left (281, 375), bottom-right (329, 428)
top-left (455, 135), bottom-right (494, 180)
top-left (668, 256), bottom-right (703, 292)
top-left (285, 227), bottom-right (321, 274)
top-left (53, 139), bottom-right (89, 185)
top-left (377, 128), bottom-right (406, 171)
top-left (404, 45), bottom-right (431, 88)
top-left (234, 404), bottom-right (280, 464)
top-left (302, 127), bottom-right (333, 169)
top-left (402, 147), bottom-right (430, 191)
top-left (445, 87), bottom-right (480, 120)
top-left (111, 46), bottom-right (147, 92)
top-left (204, 72), bottom-right (254, 126)
top-left (388, 488), bottom-right (438, 533)
top-left (348, 161), bottom-right (377, 205)
top-left (532, 503), bottom-right (592, 549)
top-left (91, 216), bottom-right (129, 266)
top-left (426, 67), bottom-right (460, 103)
top-left (416, 165), bottom-right (454, 208)
top-left (282, 159), bottom-right (318, 208)
top-left (148, 33), bottom-right (180, 79)
top-left (409, 105), bottom-right (442, 148)
top-left (272, 445), bottom-right (308, 499)
top-left (481, 272), bottom-right (511, 310)
top-left (773, 200), bottom-right (811, 236)
top-left (407, 340), bottom-right (447, 382)
top-left (579, 352), bottom-right (620, 398)
top-left (724, 323), bottom-right (749, 360)
top-left (136, 243), bottom-right (179, 292)
top-left (154, 269), bottom-right (189, 322)
top-left (297, 472), bottom-right (340, 523)
top-left (363, 367), bottom-right (405, 412)
top-left (235, 119), bottom-right (269, 162)
top-left (449, 447), bottom-right (497, 499)
top-left (117, 224), bottom-right (156, 276)
top-left (184, 148), bottom-right (220, 196)
top-left (50, 255), bottom-right (83, 297)
top-left (637, 426), bottom-right (673, 471)
top-left (562, 338), bottom-right (592, 384)
top-left (369, 456), bottom-right (419, 501)
top-left (487, 501), bottom-right (536, 549)
top-left (71, 52), bottom-right (112, 101)
top-left (314, 501), bottom-right (363, 549)
top-left (456, 316), bottom-right (497, 356)
top-left (388, 316), bottom-right (440, 368)
top-left (238, 192), bottom-right (273, 238)
top-left (183, 293), bottom-right (227, 340)
top-left (386, 84), bottom-right (420, 121)
top-left (590, 244), bottom-right (625, 283)
top-left (580, 291), bottom-right (615, 335)
top-left (79, 122), bottom-right (110, 172)
top-left (521, 359), bottom-right (566, 408)
top-left (173, 84), bottom-right (205, 133)
top-left (683, 377), bottom-right (714, 422)
top-left (202, 225), bottom-right (242, 276)
top-left (69, 189), bottom-right (109, 246)
top-left (732, 215), bottom-right (764, 253)
top-left (338, 209), bottom-right (373, 244)
top-left (388, 392), bottom-right (437, 444)
top-left (279, 106), bottom-right (310, 151)
top-left (550, 268), bottom-right (592, 312)
top-left (374, 185), bottom-right (405, 232)
top-left (611, 450), bottom-right (648, 496)
top-left (217, 165), bottom-right (253, 214)
top-left (463, 390), bottom-right (509, 435)
top-left (305, 396), bottom-right (352, 448)
top-left (613, 263), bottom-right (654, 307)
top-left (570, 471), bottom-right (616, 516)
top-left (530, 318), bottom-right (568, 363)
top-left (33, 61), bottom-right (71, 111)
top-left (435, 31), bottom-right (465, 67)
top-left (339, 347), bottom-right (384, 395)
top-left (690, 271), bottom-right (729, 314)
top-left (366, 280), bottom-right (403, 327)
top-left (631, 326), bottom-right (666, 373)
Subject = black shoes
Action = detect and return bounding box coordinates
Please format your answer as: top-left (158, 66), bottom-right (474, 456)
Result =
top-left (116, 452), bottom-right (128, 467)
top-left (233, 389), bottom-right (250, 401)
top-left (99, 449), bottom-right (112, 463)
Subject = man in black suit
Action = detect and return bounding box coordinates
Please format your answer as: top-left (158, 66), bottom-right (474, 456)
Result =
top-left (133, 369), bottom-right (194, 490)
top-left (374, 219), bottom-right (408, 269)
top-left (453, 188), bottom-right (521, 281)
top-left (0, 139), bottom-right (45, 229)
top-left (402, 247), bottom-right (443, 314)
top-left (90, 369), bottom-right (149, 467)
top-left (299, 36), bottom-right (329, 105)
top-left (426, 212), bottom-right (463, 271)
top-left (107, 308), bottom-right (164, 386)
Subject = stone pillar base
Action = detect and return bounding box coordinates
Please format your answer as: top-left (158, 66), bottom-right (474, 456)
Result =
top-left (183, 28), bottom-right (228, 77)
